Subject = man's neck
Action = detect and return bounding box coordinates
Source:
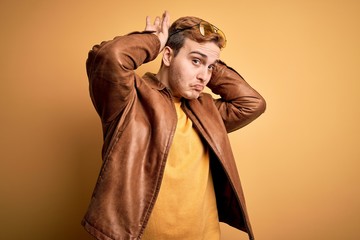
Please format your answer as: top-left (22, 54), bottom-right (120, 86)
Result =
top-left (156, 66), bottom-right (169, 88)
top-left (156, 67), bottom-right (181, 102)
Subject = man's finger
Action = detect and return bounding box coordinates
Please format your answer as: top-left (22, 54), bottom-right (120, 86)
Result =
top-left (154, 16), bottom-right (160, 26)
top-left (145, 16), bottom-right (151, 29)
top-left (161, 11), bottom-right (170, 32)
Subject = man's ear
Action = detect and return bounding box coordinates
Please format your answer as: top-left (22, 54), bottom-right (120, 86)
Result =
top-left (162, 46), bottom-right (173, 67)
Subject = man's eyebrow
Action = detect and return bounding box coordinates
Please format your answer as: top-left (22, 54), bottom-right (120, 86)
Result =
top-left (189, 51), bottom-right (219, 64)
top-left (189, 51), bottom-right (208, 58)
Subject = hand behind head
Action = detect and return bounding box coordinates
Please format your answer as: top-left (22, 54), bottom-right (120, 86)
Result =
top-left (145, 11), bottom-right (170, 53)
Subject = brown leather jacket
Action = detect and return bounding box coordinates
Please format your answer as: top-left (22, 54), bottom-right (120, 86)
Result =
top-left (82, 32), bottom-right (266, 240)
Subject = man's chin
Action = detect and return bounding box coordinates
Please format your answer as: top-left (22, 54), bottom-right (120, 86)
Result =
top-left (183, 93), bottom-right (201, 100)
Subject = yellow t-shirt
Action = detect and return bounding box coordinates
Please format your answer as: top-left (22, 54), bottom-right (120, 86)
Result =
top-left (142, 101), bottom-right (220, 240)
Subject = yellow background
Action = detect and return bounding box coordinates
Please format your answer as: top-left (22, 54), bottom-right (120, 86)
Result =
top-left (1, 0), bottom-right (359, 239)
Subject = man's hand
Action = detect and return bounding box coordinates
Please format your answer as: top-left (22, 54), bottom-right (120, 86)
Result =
top-left (145, 11), bottom-right (170, 53)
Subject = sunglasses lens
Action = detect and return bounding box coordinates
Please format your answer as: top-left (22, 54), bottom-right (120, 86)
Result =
top-left (200, 22), bottom-right (213, 35)
top-left (199, 22), bottom-right (226, 47)
top-left (217, 30), bottom-right (226, 45)
top-left (199, 24), bottom-right (205, 36)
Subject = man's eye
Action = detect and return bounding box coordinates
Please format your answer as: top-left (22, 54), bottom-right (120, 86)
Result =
top-left (208, 65), bottom-right (215, 71)
top-left (192, 59), bottom-right (201, 65)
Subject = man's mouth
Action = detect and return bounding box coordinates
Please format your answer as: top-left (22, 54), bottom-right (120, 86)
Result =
top-left (193, 84), bottom-right (204, 91)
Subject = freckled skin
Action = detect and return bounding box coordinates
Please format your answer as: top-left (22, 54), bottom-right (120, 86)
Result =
top-left (157, 38), bottom-right (221, 100)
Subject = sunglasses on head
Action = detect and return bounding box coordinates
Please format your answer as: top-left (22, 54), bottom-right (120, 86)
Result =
top-left (169, 20), bottom-right (227, 47)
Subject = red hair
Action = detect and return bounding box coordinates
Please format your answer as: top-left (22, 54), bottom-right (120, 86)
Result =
top-left (166, 16), bottom-right (226, 56)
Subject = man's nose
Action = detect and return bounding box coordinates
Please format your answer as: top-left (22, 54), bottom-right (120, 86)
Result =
top-left (197, 67), bottom-right (210, 82)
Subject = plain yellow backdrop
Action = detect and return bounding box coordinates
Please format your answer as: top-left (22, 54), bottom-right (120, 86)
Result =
top-left (1, 0), bottom-right (359, 239)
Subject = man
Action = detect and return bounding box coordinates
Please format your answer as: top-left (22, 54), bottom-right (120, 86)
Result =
top-left (82, 11), bottom-right (266, 240)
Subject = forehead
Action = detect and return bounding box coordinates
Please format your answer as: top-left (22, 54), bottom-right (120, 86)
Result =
top-left (180, 38), bottom-right (221, 60)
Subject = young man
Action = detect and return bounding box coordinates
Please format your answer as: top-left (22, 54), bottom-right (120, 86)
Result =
top-left (82, 11), bottom-right (266, 240)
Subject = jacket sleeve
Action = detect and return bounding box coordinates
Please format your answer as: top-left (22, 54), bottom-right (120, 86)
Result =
top-left (86, 32), bottom-right (161, 122)
top-left (207, 60), bottom-right (266, 133)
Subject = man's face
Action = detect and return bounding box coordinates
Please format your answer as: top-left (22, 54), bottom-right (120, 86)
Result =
top-left (167, 38), bottom-right (221, 100)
